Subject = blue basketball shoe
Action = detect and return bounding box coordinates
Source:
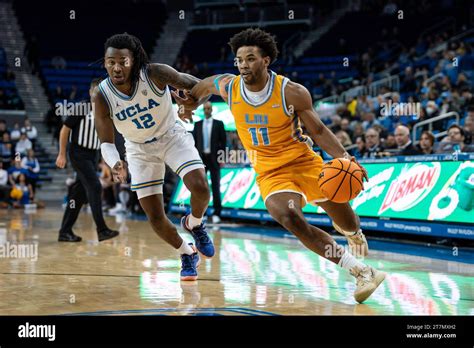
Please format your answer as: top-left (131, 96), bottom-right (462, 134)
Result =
top-left (181, 214), bottom-right (215, 258)
top-left (180, 243), bottom-right (200, 281)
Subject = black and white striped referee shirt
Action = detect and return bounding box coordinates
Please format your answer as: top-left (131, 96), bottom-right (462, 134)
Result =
top-left (64, 111), bottom-right (101, 150)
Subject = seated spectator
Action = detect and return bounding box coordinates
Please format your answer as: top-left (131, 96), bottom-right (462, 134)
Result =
top-left (11, 173), bottom-right (33, 209)
top-left (436, 124), bottom-right (474, 153)
top-left (352, 122), bottom-right (364, 142)
top-left (353, 135), bottom-right (367, 158)
top-left (8, 158), bottom-right (28, 185)
top-left (15, 133), bottom-right (32, 156)
top-left (463, 111), bottom-right (474, 144)
top-left (10, 122), bottom-right (21, 142)
top-left (383, 134), bottom-right (397, 150)
top-left (361, 112), bottom-right (381, 131)
top-left (1, 133), bottom-right (13, 170)
top-left (363, 128), bottom-right (385, 158)
top-left (0, 161), bottom-right (9, 208)
top-left (21, 118), bottom-right (38, 146)
top-left (21, 149), bottom-right (40, 194)
top-left (340, 117), bottom-right (353, 139)
top-left (335, 130), bottom-right (352, 147)
top-left (417, 131), bottom-right (435, 155)
top-left (393, 125), bottom-right (421, 156)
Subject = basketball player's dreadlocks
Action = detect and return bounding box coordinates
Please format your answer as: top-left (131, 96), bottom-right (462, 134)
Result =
top-left (228, 28), bottom-right (279, 64)
top-left (104, 33), bottom-right (149, 89)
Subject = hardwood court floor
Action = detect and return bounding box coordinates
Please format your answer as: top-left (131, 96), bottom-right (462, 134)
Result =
top-left (0, 208), bottom-right (472, 316)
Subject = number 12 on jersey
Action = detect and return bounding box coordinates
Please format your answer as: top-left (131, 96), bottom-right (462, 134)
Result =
top-left (248, 127), bottom-right (270, 146)
top-left (132, 114), bottom-right (155, 129)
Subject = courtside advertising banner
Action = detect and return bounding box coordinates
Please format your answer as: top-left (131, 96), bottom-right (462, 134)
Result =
top-left (172, 160), bottom-right (474, 225)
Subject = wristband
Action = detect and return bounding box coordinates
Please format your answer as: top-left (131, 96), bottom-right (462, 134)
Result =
top-left (100, 143), bottom-right (120, 168)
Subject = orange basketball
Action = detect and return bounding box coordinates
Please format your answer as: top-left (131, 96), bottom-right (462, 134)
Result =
top-left (318, 158), bottom-right (364, 203)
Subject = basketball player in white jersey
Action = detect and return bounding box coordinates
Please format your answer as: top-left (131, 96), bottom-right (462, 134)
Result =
top-left (92, 33), bottom-right (214, 281)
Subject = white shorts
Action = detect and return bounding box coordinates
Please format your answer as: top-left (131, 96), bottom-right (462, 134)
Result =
top-left (125, 122), bottom-right (204, 199)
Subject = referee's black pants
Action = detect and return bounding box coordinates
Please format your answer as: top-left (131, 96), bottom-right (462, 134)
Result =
top-left (59, 144), bottom-right (108, 234)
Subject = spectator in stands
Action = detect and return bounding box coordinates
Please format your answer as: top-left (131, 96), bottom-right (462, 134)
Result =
top-left (335, 130), bottom-right (352, 147)
top-left (7, 158), bottom-right (28, 185)
top-left (417, 131), bottom-right (435, 155)
top-left (10, 122), bottom-right (21, 142)
top-left (463, 112), bottom-right (474, 144)
top-left (11, 173), bottom-right (33, 209)
top-left (21, 149), bottom-right (40, 195)
top-left (21, 118), bottom-right (38, 147)
top-left (352, 122), bottom-right (364, 142)
top-left (363, 127), bottom-right (384, 158)
top-left (0, 161), bottom-right (9, 208)
top-left (361, 112), bottom-right (380, 131)
top-left (383, 134), bottom-right (397, 150)
top-left (15, 133), bottom-right (32, 156)
top-left (445, 124), bottom-right (474, 153)
top-left (0, 119), bottom-right (9, 138)
top-left (340, 117), bottom-right (353, 139)
top-left (1, 132), bottom-right (13, 170)
top-left (393, 125), bottom-right (420, 156)
top-left (353, 135), bottom-right (366, 158)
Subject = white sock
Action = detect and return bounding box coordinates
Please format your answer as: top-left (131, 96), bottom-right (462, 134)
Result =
top-left (338, 250), bottom-right (366, 273)
top-left (186, 214), bottom-right (203, 229)
top-left (177, 240), bottom-right (194, 255)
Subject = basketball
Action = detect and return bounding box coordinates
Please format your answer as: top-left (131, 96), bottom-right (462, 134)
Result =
top-left (318, 158), bottom-right (364, 203)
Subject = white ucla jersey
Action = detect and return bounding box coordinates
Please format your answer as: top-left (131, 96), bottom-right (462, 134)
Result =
top-left (98, 68), bottom-right (177, 143)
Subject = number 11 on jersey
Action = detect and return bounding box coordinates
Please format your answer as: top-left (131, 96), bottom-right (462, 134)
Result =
top-left (248, 127), bottom-right (270, 146)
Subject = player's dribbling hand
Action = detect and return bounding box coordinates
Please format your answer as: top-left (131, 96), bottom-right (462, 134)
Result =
top-left (348, 155), bottom-right (369, 183)
top-left (56, 154), bottom-right (67, 169)
top-left (112, 160), bottom-right (128, 183)
top-left (171, 89), bottom-right (197, 123)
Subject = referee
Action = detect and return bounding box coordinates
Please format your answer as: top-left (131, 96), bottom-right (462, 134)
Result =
top-left (55, 78), bottom-right (119, 242)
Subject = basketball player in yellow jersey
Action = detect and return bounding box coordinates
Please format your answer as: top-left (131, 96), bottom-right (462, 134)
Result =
top-left (175, 28), bottom-right (385, 303)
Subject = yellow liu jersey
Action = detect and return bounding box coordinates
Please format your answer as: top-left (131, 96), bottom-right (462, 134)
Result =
top-left (228, 71), bottom-right (314, 175)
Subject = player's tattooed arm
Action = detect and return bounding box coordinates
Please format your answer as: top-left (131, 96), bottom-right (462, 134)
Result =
top-left (148, 63), bottom-right (200, 90)
top-left (190, 74), bottom-right (235, 101)
top-left (286, 82), bottom-right (369, 181)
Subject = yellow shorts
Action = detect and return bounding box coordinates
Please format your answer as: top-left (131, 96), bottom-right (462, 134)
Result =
top-left (256, 150), bottom-right (328, 207)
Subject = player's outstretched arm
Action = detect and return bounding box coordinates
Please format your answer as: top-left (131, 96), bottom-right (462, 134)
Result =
top-left (286, 82), bottom-right (369, 181)
top-left (91, 87), bottom-right (127, 182)
top-left (190, 74), bottom-right (235, 101)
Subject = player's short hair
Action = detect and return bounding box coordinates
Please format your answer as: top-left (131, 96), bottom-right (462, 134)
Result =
top-left (228, 28), bottom-right (279, 64)
top-left (104, 33), bottom-right (149, 89)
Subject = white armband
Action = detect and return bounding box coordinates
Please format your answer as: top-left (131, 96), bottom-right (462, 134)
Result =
top-left (100, 143), bottom-right (121, 168)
